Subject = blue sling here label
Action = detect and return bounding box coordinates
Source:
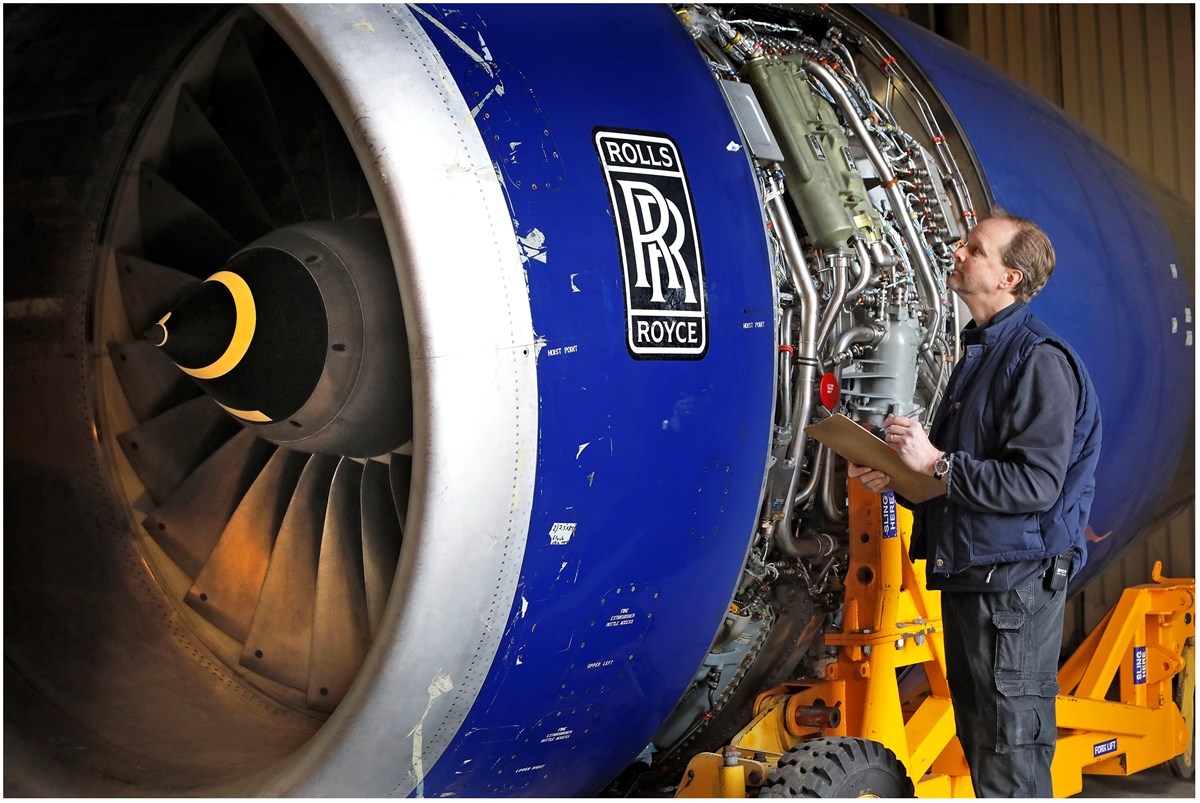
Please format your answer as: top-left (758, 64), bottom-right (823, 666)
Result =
top-left (882, 491), bottom-right (897, 539)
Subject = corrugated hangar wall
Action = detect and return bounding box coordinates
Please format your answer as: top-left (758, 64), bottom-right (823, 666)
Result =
top-left (878, 3), bottom-right (1196, 649)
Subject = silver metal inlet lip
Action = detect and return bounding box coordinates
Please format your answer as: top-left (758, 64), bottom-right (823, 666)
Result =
top-left (250, 4), bottom-right (537, 796)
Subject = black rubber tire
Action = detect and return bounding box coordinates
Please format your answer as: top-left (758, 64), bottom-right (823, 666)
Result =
top-left (760, 736), bottom-right (915, 798)
top-left (1168, 638), bottom-right (1195, 780)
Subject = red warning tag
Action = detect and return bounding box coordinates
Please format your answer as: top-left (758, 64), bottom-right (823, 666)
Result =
top-left (819, 372), bottom-right (839, 410)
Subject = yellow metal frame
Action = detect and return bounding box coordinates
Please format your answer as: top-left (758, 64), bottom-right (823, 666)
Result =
top-left (678, 482), bottom-right (1195, 797)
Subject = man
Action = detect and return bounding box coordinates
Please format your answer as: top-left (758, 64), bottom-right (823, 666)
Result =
top-left (848, 208), bottom-right (1101, 797)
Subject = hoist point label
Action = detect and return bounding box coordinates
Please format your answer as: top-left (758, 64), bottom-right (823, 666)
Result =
top-left (594, 128), bottom-right (708, 360)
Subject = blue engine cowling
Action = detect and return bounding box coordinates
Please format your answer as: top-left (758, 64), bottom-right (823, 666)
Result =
top-left (861, 6), bottom-right (1194, 589)
top-left (2, 3), bottom-right (1190, 798)
top-left (405, 5), bottom-right (775, 795)
top-left (403, 5), bottom-right (1192, 795)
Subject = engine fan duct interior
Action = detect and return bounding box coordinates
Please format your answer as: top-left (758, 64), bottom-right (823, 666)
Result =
top-left (5, 6), bottom-right (536, 795)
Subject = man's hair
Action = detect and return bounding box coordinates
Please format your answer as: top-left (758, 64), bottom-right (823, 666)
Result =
top-left (989, 206), bottom-right (1055, 301)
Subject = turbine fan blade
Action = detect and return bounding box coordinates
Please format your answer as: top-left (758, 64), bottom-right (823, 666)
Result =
top-left (254, 44), bottom-right (329, 222)
top-left (361, 460), bottom-right (402, 639)
top-left (108, 340), bottom-right (202, 422)
top-left (323, 105), bottom-right (364, 221)
top-left (115, 253), bottom-right (201, 334)
top-left (185, 447), bottom-right (308, 641)
top-left (356, 176), bottom-right (374, 219)
top-left (389, 452), bottom-right (412, 527)
top-left (118, 395), bottom-right (241, 505)
top-left (142, 428), bottom-right (274, 578)
top-left (165, 85), bottom-right (274, 245)
top-left (139, 164), bottom-right (240, 276)
top-left (240, 453), bottom-right (337, 690)
top-left (206, 23), bottom-right (303, 226)
top-left (308, 458), bottom-right (370, 712)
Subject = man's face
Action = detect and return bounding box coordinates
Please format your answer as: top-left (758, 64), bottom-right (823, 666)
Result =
top-left (949, 217), bottom-right (1021, 301)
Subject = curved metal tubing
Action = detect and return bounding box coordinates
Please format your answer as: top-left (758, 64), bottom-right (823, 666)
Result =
top-left (767, 195), bottom-right (820, 552)
top-left (804, 60), bottom-right (943, 354)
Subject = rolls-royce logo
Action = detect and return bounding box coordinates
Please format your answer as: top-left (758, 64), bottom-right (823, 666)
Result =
top-left (594, 129), bottom-right (707, 359)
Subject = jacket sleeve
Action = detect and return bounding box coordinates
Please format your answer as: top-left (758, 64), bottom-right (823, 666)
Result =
top-left (946, 344), bottom-right (1079, 514)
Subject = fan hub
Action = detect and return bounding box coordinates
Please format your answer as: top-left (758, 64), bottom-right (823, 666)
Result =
top-left (154, 218), bottom-right (412, 457)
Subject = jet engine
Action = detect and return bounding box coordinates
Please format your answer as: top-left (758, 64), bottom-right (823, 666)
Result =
top-left (3, 3), bottom-right (1191, 796)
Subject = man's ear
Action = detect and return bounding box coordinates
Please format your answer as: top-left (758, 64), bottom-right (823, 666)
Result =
top-left (1000, 268), bottom-right (1023, 294)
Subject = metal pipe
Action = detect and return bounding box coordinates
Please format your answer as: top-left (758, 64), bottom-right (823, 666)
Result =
top-left (803, 60), bottom-right (943, 354)
top-left (846, 239), bottom-right (874, 301)
top-left (767, 196), bottom-right (819, 421)
top-left (774, 524), bottom-right (838, 561)
top-left (796, 443), bottom-right (826, 505)
top-left (815, 251), bottom-right (848, 350)
top-left (779, 305), bottom-right (795, 431)
top-left (869, 239), bottom-right (899, 271)
top-left (827, 324), bottom-right (881, 369)
top-left (695, 30), bottom-right (736, 71)
top-left (766, 195), bottom-right (820, 552)
top-left (820, 448), bottom-right (848, 526)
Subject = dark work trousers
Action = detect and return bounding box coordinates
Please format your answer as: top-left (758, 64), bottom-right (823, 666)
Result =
top-left (941, 572), bottom-right (1066, 797)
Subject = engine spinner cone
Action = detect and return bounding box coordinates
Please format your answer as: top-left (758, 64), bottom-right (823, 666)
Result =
top-left (154, 218), bottom-right (411, 457)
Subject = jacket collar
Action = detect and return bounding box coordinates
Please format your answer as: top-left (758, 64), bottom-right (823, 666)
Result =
top-left (961, 301), bottom-right (1029, 346)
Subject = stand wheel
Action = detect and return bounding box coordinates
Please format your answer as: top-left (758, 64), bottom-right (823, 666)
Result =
top-left (760, 736), bottom-right (914, 798)
top-left (1169, 637), bottom-right (1195, 780)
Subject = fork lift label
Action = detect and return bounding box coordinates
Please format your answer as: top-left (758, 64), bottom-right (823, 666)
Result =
top-left (1093, 738), bottom-right (1118, 758)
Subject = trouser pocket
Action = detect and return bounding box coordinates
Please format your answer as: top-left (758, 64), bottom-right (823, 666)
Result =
top-left (991, 603), bottom-right (1059, 754)
top-left (993, 692), bottom-right (1056, 752)
top-left (992, 610), bottom-right (1025, 695)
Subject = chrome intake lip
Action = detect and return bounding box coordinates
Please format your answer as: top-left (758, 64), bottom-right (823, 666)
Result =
top-left (249, 4), bottom-right (538, 795)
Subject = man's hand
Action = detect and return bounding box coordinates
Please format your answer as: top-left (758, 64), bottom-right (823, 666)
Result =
top-left (848, 462), bottom-right (892, 493)
top-left (882, 414), bottom-right (942, 475)
top-left (849, 415), bottom-right (942, 494)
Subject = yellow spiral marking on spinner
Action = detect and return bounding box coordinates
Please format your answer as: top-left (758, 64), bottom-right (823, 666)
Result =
top-left (217, 402), bottom-right (271, 423)
top-left (153, 312), bottom-right (171, 346)
top-left (180, 271), bottom-right (256, 380)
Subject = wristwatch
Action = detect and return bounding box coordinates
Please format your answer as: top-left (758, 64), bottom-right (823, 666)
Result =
top-left (933, 453), bottom-right (952, 480)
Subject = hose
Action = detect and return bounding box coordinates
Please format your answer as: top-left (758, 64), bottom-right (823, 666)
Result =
top-left (803, 60), bottom-right (943, 356)
top-left (815, 251), bottom-right (849, 350)
top-left (766, 195), bottom-right (821, 553)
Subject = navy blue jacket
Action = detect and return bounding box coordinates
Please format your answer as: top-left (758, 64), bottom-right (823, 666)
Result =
top-left (910, 303), bottom-right (1102, 579)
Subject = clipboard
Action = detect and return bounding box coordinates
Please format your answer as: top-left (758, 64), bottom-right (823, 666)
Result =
top-left (804, 414), bottom-right (947, 504)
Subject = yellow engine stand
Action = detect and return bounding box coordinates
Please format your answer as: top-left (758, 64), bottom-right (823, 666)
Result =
top-left (676, 482), bottom-right (1195, 798)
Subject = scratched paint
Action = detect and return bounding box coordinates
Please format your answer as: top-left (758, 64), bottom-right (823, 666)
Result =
top-left (517, 227), bottom-right (547, 264)
top-left (409, 672), bottom-right (455, 797)
top-left (470, 83), bottom-right (505, 117)
top-left (410, 5), bottom-right (493, 77)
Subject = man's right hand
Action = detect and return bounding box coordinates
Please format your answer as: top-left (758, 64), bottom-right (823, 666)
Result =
top-left (848, 461), bottom-right (893, 494)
